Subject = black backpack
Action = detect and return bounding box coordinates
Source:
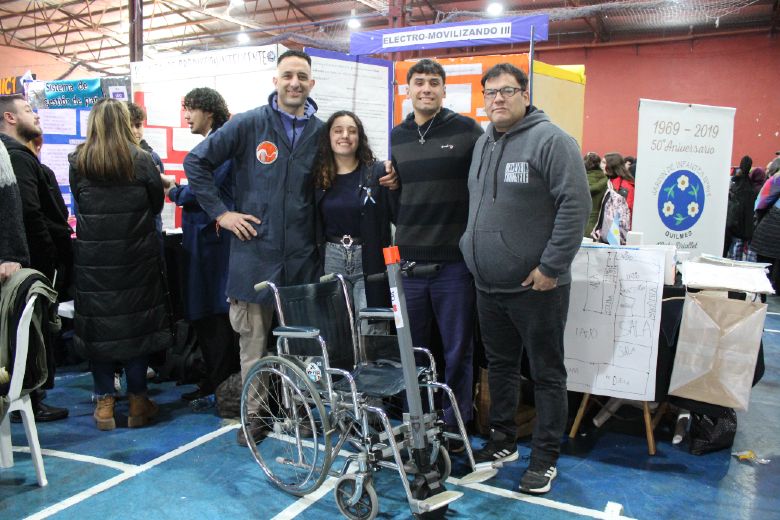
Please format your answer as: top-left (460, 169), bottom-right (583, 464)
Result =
top-left (154, 320), bottom-right (206, 385)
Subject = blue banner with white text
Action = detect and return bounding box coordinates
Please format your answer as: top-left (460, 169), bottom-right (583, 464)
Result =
top-left (43, 78), bottom-right (102, 109)
top-left (350, 15), bottom-right (548, 55)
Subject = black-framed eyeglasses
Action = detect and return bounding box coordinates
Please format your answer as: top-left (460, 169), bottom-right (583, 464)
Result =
top-left (482, 87), bottom-right (524, 100)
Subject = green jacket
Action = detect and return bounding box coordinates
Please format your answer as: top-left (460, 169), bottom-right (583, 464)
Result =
top-left (0, 268), bottom-right (58, 420)
top-left (586, 169), bottom-right (608, 236)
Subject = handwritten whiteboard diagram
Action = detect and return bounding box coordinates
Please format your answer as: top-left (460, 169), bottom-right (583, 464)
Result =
top-left (564, 246), bottom-right (666, 400)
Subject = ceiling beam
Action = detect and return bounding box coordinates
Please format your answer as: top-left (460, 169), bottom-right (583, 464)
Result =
top-left (285, 0), bottom-right (315, 22)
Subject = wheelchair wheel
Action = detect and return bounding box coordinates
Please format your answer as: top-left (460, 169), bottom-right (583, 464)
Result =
top-left (241, 355), bottom-right (332, 496)
top-left (334, 474), bottom-right (379, 520)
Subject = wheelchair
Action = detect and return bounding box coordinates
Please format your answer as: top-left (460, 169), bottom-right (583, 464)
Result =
top-left (240, 266), bottom-right (494, 519)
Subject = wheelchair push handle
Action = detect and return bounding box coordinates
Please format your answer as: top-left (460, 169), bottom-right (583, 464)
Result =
top-left (365, 262), bottom-right (441, 283)
top-left (365, 272), bottom-right (387, 283)
top-left (407, 262), bottom-right (440, 277)
top-left (254, 280), bottom-right (269, 292)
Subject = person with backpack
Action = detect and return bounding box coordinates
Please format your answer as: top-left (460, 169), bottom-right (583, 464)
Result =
top-left (604, 152), bottom-right (635, 219)
top-left (596, 152), bottom-right (634, 244)
top-left (591, 152), bottom-right (633, 245)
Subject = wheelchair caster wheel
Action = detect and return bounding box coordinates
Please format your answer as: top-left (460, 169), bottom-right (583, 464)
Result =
top-left (334, 474), bottom-right (378, 520)
top-left (434, 446), bottom-right (451, 483)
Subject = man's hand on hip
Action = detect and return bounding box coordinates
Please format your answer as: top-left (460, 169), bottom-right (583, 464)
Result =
top-left (522, 266), bottom-right (558, 291)
top-left (216, 211), bottom-right (261, 241)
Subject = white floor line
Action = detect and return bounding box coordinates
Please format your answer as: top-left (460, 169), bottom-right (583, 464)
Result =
top-left (266, 432), bottom-right (636, 520)
top-left (270, 477), bottom-right (338, 520)
top-left (446, 476), bottom-right (636, 520)
top-left (767, 311), bottom-right (779, 316)
top-left (135, 423), bottom-right (239, 472)
top-left (765, 329), bottom-right (780, 334)
top-left (25, 423), bottom-right (238, 520)
top-left (54, 372), bottom-right (91, 381)
top-left (12, 447), bottom-right (137, 472)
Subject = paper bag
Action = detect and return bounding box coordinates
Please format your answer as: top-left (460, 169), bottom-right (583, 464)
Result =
top-left (668, 293), bottom-right (766, 411)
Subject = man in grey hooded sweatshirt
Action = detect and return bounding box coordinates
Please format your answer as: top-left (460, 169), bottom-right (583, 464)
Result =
top-left (460, 63), bottom-right (591, 495)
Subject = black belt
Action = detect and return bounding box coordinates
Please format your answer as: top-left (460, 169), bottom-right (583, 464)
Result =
top-left (327, 234), bottom-right (362, 247)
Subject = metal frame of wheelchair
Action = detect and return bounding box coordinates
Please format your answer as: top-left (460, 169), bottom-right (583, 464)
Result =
top-left (239, 274), bottom-right (494, 520)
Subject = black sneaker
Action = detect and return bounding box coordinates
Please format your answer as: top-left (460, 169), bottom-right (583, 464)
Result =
top-left (473, 430), bottom-right (518, 470)
top-left (519, 460), bottom-right (557, 495)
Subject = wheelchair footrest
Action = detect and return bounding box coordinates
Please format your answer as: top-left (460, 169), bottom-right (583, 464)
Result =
top-left (457, 468), bottom-right (498, 485)
top-left (418, 491), bottom-right (463, 512)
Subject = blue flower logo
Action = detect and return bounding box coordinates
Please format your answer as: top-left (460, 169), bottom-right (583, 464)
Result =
top-left (657, 169), bottom-right (705, 231)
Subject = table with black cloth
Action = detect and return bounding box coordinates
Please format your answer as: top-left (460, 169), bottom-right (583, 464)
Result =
top-left (568, 282), bottom-right (766, 454)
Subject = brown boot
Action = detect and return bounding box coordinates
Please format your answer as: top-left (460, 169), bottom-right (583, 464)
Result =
top-left (94, 395), bottom-right (116, 431)
top-left (128, 394), bottom-right (159, 428)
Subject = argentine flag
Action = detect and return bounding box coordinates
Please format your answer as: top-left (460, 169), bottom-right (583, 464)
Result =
top-left (607, 210), bottom-right (621, 245)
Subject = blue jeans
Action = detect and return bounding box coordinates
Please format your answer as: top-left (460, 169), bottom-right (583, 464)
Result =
top-left (324, 241), bottom-right (367, 318)
top-left (92, 356), bottom-right (149, 396)
top-left (402, 261), bottom-right (475, 425)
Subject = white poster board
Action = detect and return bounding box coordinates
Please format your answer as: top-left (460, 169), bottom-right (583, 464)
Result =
top-left (131, 45), bottom-right (282, 152)
top-left (306, 48), bottom-right (392, 161)
top-left (632, 99), bottom-right (735, 257)
top-left (564, 246), bottom-right (666, 400)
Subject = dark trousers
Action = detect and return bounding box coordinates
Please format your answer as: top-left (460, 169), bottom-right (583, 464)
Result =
top-left (756, 254), bottom-right (780, 294)
top-left (193, 313), bottom-right (240, 391)
top-left (403, 261), bottom-right (475, 425)
top-left (477, 284), bottom-right (571, 464)
top-left (93, 356), bottom-right (148, 395)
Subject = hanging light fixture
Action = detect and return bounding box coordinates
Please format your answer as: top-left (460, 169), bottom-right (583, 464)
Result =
top-left (348, 9), bottom-right (361, 29)
top-left (486, 2), bottom-right (504, 17)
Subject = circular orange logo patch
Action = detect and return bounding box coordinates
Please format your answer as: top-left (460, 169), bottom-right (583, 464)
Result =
top-left (256, 141), bottom-right (278, 164)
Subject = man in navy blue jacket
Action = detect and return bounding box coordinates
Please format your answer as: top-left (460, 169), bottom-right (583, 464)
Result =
top-left (184, 50), bottom-right (396, 445)
top-left (163, 88), bottom-right (239, 403)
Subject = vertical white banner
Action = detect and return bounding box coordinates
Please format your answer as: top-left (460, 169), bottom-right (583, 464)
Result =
top-left (633, 99), bottom-right (735, 257)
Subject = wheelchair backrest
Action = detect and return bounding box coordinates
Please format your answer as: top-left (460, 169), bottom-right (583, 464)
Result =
top-left (274, 278), bottom-right (357, 371)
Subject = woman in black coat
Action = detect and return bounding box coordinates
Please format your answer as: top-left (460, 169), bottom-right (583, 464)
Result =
top-left (69, 98), bottom-right (172, 431)
top-left (725, 156), bottom-right (759, 261)
top-left (313, 111), bottom-right (393, 316)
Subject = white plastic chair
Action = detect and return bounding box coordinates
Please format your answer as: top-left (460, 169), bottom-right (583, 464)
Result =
top-left (0, 295), bottom-right (48, 486)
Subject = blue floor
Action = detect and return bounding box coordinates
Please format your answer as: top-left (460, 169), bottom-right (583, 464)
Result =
top-left (2, 297), bottom-right (779, 520)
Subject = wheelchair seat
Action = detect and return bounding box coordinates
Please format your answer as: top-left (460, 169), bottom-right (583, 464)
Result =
top-left (332, 361), bottom-right (425, 398)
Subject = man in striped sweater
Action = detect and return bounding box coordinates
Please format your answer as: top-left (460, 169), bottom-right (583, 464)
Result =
top-left (390, 59), bottom-right (483, 447)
